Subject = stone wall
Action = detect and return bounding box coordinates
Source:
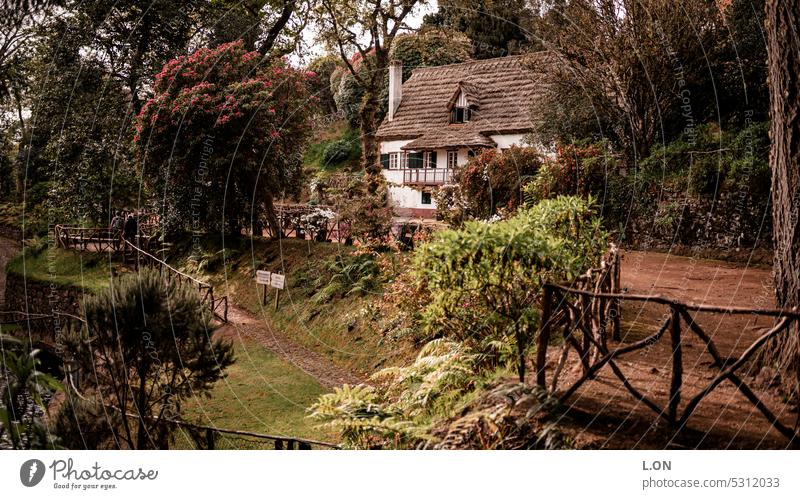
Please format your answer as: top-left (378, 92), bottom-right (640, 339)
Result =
top-left (0, 223), bottom-right (22, 242)
top-left (624, 191), bottom-right (773, 265)
top-left (4, 272), bottom-right (84, 317)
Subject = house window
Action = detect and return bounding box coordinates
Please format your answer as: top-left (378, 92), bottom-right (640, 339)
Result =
top-left (468, 148), bottom-right (477, 159)
top-left (421, 192), bottom-right (432, 205)
top-left (389, 153), bottom-right (399, 169)
top-left (446, 150), bottom-right (458, 168)
top-left (450, 106), bottom-right (471, 124)
top-left (423, 151), bottom-right (437, 168)
top-left (400, 152), bottom-right (409, 168)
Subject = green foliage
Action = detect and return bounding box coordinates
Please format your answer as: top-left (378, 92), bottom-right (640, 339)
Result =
top-left (63, 267), bottom-right (235, 449)
top-left (336, 175), bottom-right (394, 247)
top-left (315, 253), bottom-right (382, 304)
top-left (416, 196), bottom-right (607, 381)
top-left (440, 146), bottom-right (544, 223)
top-left (306, 55), bottom-right (342, 115)
top-left (372, 339), bottom-right (476, 418)
top-left (389, 27), bottom-right (471, 75)
top-left (20, 21), bottom-right (139, 225)
top-left (424, 0), bottom-right (537, 58)
top-left (304, 123), bottom-right (361, 171)
top-left (524, 141), bottom-right (617, 205)
top-left (134, 40), bottom-right (315, 234)
top-left (322, 138), bottom-right (357, 165)
top-left (0, 339), bottom-right (62, 449)
top-left (308, 384), bottom-right (414, 449)
top-left (641, 122), bottom-right (771, 198)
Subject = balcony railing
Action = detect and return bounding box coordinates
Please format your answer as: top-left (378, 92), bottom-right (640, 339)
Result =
top-left (402, 168), bottom-right (452, 185)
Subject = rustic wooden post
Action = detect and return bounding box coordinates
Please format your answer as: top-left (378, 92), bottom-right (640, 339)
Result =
top-left (668, 305), bottom-right (683, 427)
top-left (536, 285), bottom-right (553, 388)
top-left (205, 429), bottom-right (215, 450)
top-left (611, 251), bottom-right (621, 341)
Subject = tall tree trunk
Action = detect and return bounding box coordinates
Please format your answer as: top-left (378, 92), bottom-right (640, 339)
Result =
top-left (360, 90), bottom-right (381, 194)
top-left (766, 0), bottom-right (800, 378)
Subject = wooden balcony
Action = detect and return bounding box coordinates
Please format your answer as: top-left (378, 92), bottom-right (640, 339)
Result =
top-left (401, 168), bottom-right (452, 185)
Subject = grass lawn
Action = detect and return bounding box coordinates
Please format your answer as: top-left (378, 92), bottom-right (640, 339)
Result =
top-left (181, 334), bottom-right (333, 445)
top-left (7, 245), bottom-right (115, 293)
top-left (172, 236), bottom-right (415, 377)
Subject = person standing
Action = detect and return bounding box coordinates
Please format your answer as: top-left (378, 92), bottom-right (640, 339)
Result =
top-left (123, 213), bottom-right (138, 249)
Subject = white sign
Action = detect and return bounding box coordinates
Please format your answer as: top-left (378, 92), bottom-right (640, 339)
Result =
top-left (269, 273), bottom-right (285, 290)
top-left (255, 270), bottom-right (271, 285)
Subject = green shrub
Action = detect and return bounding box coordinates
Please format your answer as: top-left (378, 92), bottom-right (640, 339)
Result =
top-left (416, 196), bottom-right (607, 381)
top-left (442, 146), bottom-right (544, 222)
top-left (322, 139), bottom-right (355, 165)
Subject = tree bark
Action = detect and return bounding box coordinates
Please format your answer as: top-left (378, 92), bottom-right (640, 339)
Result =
top-left (359, 90), bottom-right (381, 194)
top-left (766, 0), bottom-right (800, 376)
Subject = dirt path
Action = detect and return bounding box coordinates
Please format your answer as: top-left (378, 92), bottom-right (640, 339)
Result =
top-left (0, 236), bottom-right (21, 308)
top-left (549, 250), bottom-right (796, 449)
top-left (215, 304), bottom-right (364, 389)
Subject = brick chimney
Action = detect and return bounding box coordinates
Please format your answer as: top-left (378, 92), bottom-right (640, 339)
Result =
top-left (388, 60), bottom-right (403, 121)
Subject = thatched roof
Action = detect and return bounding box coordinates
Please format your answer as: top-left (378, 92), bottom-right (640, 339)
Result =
top-left (376, 53), bottom-right (550, 143)
top-left (401, 128), bottom-right (496, 151)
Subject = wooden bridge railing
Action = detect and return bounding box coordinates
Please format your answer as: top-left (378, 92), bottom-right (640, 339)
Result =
top-left (54, 225), bottom-right (154, 253)
top-left (267, 203), bottom-right (351, 243)
top-left (122, 240), bottom-right (228, 323)
top-left (50, 224), bottom-right (227, 323)
top-left (536, 246), bottom-right (800, 443)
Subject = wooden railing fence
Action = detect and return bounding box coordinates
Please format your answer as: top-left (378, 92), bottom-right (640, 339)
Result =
top-left (122, 241), bottom-right (228, 323)
top-left (536, 245), bottom-right (800, 443)
top-left (51, 224), bottom-right (227, 323)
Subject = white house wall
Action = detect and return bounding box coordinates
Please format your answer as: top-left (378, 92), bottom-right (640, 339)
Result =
top-left (380, 140), bottom-right (412, 154)
top-left (489, 134), bottom-right (527, 149)
top-left (379, 133), bottom-right (531, 214)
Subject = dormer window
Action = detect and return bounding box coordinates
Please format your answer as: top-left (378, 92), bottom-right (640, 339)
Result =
top-left (449, 89), bottom-right (473, 124)
top-left (450, 106), bottom-right (471, 123)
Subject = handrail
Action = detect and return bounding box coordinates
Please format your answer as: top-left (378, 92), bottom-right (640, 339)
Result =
top-left (123, 240), bottom-right (207, 288)
top-left (50, 224), bottom-right (227, 323)
top-left (538, 260), bottom-right (800, 443)
top-left (544, 282), bottom-right (800, 318)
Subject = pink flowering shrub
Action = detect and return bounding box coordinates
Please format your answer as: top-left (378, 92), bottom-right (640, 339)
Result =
top-left (135, 41), bottom-right (316, 234)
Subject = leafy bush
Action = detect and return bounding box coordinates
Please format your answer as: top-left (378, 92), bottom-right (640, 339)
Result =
top-left (640, 122), bottom-right (770, 197)
top-left (525, 140), bottom-right (617, 205)
top-left (309, 338), bottom-right (476, 449)
top-left (0, 343), bottom-right (62, 449)
top-left (63, 268), bottom-right (235, 449)
top-left (440, 146), bottom-right (544, 222)
top-left (416, 196), bottom-right (607, 381)
top-left (315, 252), bottom-right (383, 303)
top-left (322, 139), bottom-right (355, 165)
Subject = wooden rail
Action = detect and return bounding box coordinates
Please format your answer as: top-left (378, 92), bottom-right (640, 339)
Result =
top-left (122, 240), bottom-right (228, 323)
top-left (267, 203), bottom-right (351, 242)
top-left (536, 246), bottom-right (800, 443)
top-left (51, 224), bottom-right (227, 323)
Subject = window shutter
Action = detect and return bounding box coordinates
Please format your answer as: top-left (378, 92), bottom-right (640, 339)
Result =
top-left (409, 151), bottom-right (424, 168)
top-left (380, 153), bottom-right (390, 169)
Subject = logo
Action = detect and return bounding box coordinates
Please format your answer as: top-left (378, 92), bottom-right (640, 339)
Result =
top-left (20, 459), bottom-right (46, 487)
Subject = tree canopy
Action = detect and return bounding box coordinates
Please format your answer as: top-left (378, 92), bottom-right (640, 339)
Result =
top-left (134, 40), bottom-right (315, 234)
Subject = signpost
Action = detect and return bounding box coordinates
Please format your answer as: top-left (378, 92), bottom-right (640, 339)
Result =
top-left (256, 270), bottom-right (271, 305)
top-left (255, 270), bottom-right (285, 309)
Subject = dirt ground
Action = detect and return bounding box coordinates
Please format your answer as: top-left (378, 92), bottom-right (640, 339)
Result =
top-left (547, 250), bottom-right (798, 449)
top-left (215, 305), bottom-right (364, 389)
